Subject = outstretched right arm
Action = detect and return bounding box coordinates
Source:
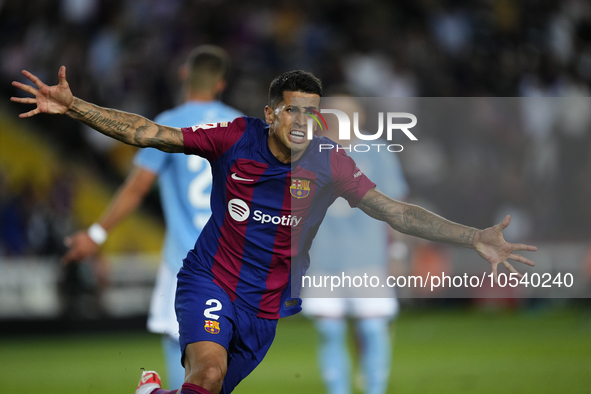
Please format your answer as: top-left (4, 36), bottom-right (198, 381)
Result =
top-left (66, 97), bottom-right (184, 152)
top-left (11, 67), bottom-right (184, 153)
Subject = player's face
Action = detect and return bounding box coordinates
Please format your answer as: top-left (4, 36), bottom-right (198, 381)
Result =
top-left (265, 91), bottom-right (321, 163)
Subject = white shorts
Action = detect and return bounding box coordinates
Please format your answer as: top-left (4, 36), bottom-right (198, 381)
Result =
top-left (147, 262), bottom-right (180, 339)
top-left (301, 297), bottom-right (399, 320)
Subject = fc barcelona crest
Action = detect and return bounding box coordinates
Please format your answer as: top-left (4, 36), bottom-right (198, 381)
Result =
top-left (204, 320), bottom-right (220, 334)
top-left (290, 179), bottom-right (311, 199)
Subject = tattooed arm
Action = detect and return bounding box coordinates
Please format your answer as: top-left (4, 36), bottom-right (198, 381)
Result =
top-left (11, 67), bottom-right (183, 153)
top-left (66, 98), bottom-right (183, 152)
top-left (358, 187), bottom-right (537, 281)
top-left (358, 188), bottom-right (477, 247)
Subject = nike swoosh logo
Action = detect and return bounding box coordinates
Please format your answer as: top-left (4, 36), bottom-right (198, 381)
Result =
top-left (231, 173), bottom-right (254, 182)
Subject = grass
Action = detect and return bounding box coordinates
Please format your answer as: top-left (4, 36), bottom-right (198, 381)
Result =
top-left (0, 307), bottom-right (590, 393)
top-left (386, 308), bottom-right (591, 393)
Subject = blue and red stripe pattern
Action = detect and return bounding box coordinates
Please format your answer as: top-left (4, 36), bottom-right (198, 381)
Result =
top-left (182, 117), bottom-right (375, 319)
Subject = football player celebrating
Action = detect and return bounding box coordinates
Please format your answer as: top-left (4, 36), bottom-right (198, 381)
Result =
top-left (12, 67), bottom-right (536, 394)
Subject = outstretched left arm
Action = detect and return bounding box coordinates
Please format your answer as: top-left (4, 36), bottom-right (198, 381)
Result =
top-left (358, 188), bottom-right (537, 281)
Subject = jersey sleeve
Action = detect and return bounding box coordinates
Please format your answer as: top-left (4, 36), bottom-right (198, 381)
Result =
top-left (330, 149), bottom-right (376, 207)
top-left (182, 116), bottom-right (247, 162)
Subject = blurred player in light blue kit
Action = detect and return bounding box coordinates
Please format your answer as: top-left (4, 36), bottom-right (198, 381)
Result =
top-left (303, 93), bottom-right (409, 394)
top-left (62, 45), bottom-right (242, 389)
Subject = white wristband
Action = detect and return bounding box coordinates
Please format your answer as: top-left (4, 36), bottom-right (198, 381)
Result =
top-left (88, 223), bottom-right (108, 245)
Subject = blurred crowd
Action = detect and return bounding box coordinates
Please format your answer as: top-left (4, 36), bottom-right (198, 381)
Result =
top-left (0, 167), bottom-right (75, 256)
top-left (2, 0), bottom-right (591, 256)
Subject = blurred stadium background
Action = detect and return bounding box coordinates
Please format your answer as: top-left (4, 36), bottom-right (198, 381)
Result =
top-left (1, 0), bottom-right (591, 393)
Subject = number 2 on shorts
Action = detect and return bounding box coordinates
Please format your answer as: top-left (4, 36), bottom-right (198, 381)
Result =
top-left (204, 299), bottom-right (222, 320)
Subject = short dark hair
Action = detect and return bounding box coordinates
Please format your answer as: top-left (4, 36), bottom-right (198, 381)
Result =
top-left (268, 70), bottom-right (323, 108)
top-left (185, 45), bottom-right (230, 92)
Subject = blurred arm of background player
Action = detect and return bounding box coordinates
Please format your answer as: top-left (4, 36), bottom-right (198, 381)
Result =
top-left (62, 167), bottom-right (156, 263)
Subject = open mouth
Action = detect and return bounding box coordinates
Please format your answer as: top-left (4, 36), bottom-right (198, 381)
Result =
top-left (290, 130), bottom-right (305, 143)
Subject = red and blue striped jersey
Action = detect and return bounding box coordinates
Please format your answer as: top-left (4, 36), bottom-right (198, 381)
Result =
top-left (182, 116), bottom-right (375, 319)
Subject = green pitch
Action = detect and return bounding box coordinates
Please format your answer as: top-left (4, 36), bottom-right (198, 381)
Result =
top-left (0, 308), bottom-right (589, 393)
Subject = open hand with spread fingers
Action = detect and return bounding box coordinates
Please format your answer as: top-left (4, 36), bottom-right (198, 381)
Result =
top-left (11, 66), bottom-right (74, 117)
top-left (473, 215), bottom-right (537, 283)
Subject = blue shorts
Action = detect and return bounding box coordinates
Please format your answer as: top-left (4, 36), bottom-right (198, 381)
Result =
top-left (175, 267), bottom-right (278, 393)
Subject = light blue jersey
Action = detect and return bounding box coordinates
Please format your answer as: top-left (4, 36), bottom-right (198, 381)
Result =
top-left (308, 149), bottom-right (408, 272)
top-left (134, 101), bottom-right (243, 272)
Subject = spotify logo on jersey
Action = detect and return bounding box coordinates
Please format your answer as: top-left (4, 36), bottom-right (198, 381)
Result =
top-left (228, 199), bottom-right (250, 222)
top-left (228, 198), bottom-right (302, 227)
